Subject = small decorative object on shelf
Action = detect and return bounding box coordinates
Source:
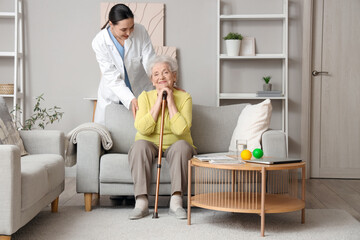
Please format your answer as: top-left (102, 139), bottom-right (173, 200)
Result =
top-left (262, 75), bottom-right (272, 91)
top-left (0, 84), bottom-right (14, 95)
top-left (224, 32), bottom-right (243, 56)
top-left (240, 37), bottom-right (256, 56)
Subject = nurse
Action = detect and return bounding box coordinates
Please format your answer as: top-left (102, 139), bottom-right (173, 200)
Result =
top-left (92, 4), bottom-right (156, 125)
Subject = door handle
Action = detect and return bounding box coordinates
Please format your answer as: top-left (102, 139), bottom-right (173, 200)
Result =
top-left (312, 70), bottom-right (329, 76)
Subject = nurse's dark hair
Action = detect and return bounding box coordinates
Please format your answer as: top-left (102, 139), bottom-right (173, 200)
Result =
top-left (101, 4), bottom-right (134, 30)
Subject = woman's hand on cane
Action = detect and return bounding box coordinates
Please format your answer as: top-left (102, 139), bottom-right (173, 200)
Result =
top-left (160, 87), bottom-right (178, 119)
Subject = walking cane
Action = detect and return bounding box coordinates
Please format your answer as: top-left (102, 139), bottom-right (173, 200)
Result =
top-left (153, 91), bottom-right (167, 219)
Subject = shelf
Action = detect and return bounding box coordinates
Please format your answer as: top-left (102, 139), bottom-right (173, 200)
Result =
top-left (216, 0), bottom-right (289, 158)
top-left (219, 93), bottom-right (285, 100)
top-left (0, 92), bottom-right (24, 98)
top-left (220, 14), bottom-right (286, 20)
top-left (0, 94), bottom-right (15, 98)
top-left (1, 0), bottom-right (25, 124)
top-left (84, 97), bottom-right (98, 101)
top-left (220, 54), bottom-right (286, 59)
top-left (0, 12), bottom-right (16, 18)
top-left (191, 193), bottom-right (304, 214)
top-left (216, 0), bottom-right (288, 151)
top-left (0, 52), bottom-right (16, 57)
top-left (0, 52), bottom-right (23, 58)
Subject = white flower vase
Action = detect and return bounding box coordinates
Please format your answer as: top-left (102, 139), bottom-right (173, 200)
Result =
top-left (225, 40), bottom-right (241, 56)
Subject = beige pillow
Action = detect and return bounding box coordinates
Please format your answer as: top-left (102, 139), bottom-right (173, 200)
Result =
top-left (229, 99), bottom-right (272, 152)
top-left (0, 97), bottom-right (27, 156)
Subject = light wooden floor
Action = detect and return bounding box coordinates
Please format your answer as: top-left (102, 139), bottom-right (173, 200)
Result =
top-left (59, 177), bottom-right (360, 222)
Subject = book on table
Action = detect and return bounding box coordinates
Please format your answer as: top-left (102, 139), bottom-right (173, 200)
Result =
top-left (194, 154), bottom-right (233, 161)
top-left (194, 154), bottom-right (243, 164)
top-left (209, 159), bottom-right (244, 164)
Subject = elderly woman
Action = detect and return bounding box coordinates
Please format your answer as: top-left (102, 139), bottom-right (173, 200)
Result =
top-left (128, 55), bottom-right (196, 220)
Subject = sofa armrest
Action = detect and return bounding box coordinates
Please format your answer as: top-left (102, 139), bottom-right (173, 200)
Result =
top-left (76, 131), bottom-right (102, 194)
top-left (0, 145), bottom-right (21, 235)
top-left (261, 130), bottom-right (287, 158)
top-left (20, 130), bottom-right (65, 158)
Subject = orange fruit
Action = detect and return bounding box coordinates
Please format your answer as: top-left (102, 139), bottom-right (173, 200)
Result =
top-left (241, 150), bottom-right (252, 160)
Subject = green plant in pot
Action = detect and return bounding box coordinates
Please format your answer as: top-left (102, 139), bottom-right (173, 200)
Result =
top-left (11, 94), bottom-right (64, 130)
top-left (224, 32), bottom-right (243, 56)
top-left (262, 76), bottom-right (272, 91)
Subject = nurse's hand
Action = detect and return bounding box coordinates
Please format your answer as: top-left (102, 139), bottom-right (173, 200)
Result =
top-left (131, 98), bottom-right (138, 119)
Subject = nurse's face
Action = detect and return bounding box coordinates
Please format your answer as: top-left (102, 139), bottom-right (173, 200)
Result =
top-left (109, 18), bottom-right (135, 42)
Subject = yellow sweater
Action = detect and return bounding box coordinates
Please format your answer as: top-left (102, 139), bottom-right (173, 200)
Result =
top-left (134, 89), bottom-right (195, 151)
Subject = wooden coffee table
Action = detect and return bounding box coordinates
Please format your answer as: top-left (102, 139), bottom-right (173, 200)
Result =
top-left (187, 158), bottom-right (306, 237)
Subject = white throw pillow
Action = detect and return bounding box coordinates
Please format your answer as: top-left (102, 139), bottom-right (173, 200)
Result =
top-left (228, 99), bottom-right (272, 152)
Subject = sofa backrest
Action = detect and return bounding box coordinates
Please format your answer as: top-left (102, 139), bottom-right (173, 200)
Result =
top-left (191, 104), bottom-right (246, 154)
top-left (105, 103), bottom-right (247, 154)
top-left (105, 103), bottom-right (136, 154)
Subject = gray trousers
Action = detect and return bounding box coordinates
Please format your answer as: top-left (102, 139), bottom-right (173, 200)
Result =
top-left (128, 139), bottom-right (196, 198)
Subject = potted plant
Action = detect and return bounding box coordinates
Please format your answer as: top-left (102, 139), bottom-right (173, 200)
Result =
top-left (262, 76), bottom-right (272, 91)
top-left (11, 94), bottom-right (64, 130)
top-left (224, 32), bottom-right (243, 56)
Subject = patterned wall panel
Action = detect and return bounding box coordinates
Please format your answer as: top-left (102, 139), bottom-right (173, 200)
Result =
top-left (154, 46), bottom-right (176, 58)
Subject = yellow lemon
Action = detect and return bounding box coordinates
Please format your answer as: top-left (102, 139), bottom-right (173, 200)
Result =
top-left (241, 150), bottom-right (252, 160)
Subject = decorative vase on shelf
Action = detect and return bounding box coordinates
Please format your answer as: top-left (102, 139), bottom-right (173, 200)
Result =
top-left (262, 76), bottom-right (272, 91)
top-left (226, 40), bottom-right (241, 56)
top-left (263, 83), bottom-right (272, 91)
top-left (223, 32), bottom-right (243, 57)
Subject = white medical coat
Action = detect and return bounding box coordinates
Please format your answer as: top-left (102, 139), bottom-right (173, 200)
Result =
top-left (92, 23), bottom-right (155, 125)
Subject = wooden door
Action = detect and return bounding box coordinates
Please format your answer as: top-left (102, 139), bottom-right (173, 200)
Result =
top-left (311, 0), bottom-right (360, 178)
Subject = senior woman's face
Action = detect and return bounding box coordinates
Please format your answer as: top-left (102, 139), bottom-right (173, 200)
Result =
top-left (151, 63), bottom-right (176, 91)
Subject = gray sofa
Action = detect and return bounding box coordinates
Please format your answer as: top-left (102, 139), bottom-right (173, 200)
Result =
top-left (0, 130), bottom-right (65, 239)
top-left (76, 103), bottom-right (286, 211)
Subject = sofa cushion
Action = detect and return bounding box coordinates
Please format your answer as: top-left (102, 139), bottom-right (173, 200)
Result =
top-left (192, 104), bottom-right (247, 154)
top-left (21, 160), bottom-right (48, 210)
top-left (100, 153), bottom-right (132, 183)
top-left (100, 153), bottom-right (171, 184)
top-left (228, 99), bottom-right (272, 152)
top-left (21, 154), bottom-right (64, 210)
top-left (0, 97), bottom-right (27, 156)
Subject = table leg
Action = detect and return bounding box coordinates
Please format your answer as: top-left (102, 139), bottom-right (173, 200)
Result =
top-left (261, 167), bottom-right (266, 237)
top-left (301, 165), bottom-right (306, 224)
top-left (187, 160), bottom-right (192, 225)
top-left (92, 100), bottom-right (97, 122)
top-left (231, 170), bottom-right (235, 192)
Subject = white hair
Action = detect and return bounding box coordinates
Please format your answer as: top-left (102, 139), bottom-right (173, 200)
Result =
top-left (147, 55), bottom-right (178, 79)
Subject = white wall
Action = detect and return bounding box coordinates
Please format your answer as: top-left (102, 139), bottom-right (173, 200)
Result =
top-left (1, 0), bottom-right (302, 158)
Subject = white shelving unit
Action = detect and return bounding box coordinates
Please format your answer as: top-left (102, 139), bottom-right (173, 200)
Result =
top-left (217, 0), bottom-right (288, 149)
top-left (0, 0), bottom-right (24, 122)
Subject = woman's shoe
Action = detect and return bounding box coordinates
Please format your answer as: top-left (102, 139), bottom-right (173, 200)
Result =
top-left (169, 207), bottom-right (187, 219)
top-left (128, 208), bottom-right (150, 220)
